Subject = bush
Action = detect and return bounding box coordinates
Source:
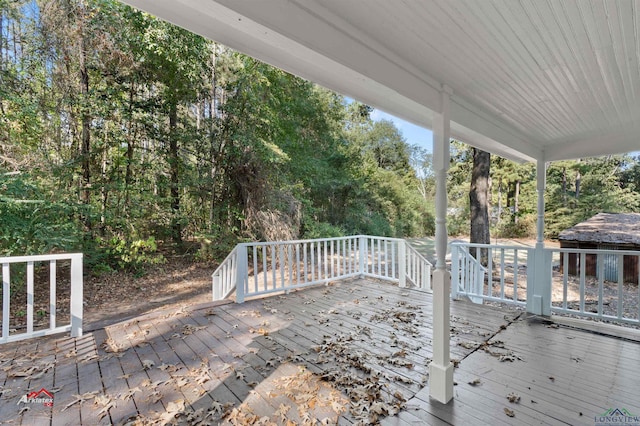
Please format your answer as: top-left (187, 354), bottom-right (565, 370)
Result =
top-left (99, 236), bottom-right (165, 273)
top-left (0, 174), bottom-right (84, 256)
top-left (194, 233), bottom-right (239, 262)
top-left (495, 214), bottom-right (536, 239)
top-left (301, 221), bottom-right (344, 239)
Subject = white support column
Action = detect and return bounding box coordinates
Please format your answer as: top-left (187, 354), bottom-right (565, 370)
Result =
top-left (429, 85), bottom-right (454, 404)
top-left (527, 159), bottom-right (551, 316)
top-left (536, 159), bottom-right (546, 246)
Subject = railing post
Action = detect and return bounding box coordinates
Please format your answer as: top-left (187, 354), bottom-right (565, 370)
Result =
top-left (2, 263), bottom-right (10, 341)
top-left (70, 254), bottom-right (83, 338)
top-left (359, 236), bottom-right (367, 277)
top-left (398, 240), bottom-right (406, 288)
top-left (542, 248), bottom-right (553, 316)
top-left (450, 244), bottom-right (459, 298)
top-left (474, 258), bottom-right (484, 301)
top-left (526, 248), bottom-right (536, 313)
top-left (236, 244), bottom-right (247, 304)
top-left (212, 273), bottom-right (221, 301)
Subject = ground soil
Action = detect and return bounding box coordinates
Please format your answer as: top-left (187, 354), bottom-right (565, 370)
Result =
top-left (82, 258), bottom-right (215, 329)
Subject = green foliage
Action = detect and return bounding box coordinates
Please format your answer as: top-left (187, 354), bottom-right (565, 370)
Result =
top-left (544, 156), bottom-right (640, 237)
top-left (193, 232), bottom-right (240, 262)
top-left (0, 174), bottom-right (84, 256)
top-left (447, 146), bottom-right (640, 240)
top-left (301, 220), bottom-right (344, 240)
top-left (495, 214), bottom-right (536, 239)
top-left (100, 236), bottom-right (165, 273)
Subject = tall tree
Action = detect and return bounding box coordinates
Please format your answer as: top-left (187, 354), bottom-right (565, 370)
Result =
top-left (470, 148), bottom-right (490, 261)
top-left (130, 12), bottom-right (211, 246)
top-left (409, 145), bottom-right (435, 201)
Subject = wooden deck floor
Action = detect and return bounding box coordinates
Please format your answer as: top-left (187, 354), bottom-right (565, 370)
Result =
top-left (0, 278), bottom-right (638, 425)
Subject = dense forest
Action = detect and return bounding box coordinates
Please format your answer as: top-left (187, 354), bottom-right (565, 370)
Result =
top-left (2, 0), bottom-right (640, 272)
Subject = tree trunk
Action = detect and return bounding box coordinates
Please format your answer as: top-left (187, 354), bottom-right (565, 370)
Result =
top-left (169, 101), bottom-right (182, 247)
top-left (561, 166), bottom-right (567, 206)
top-left (497, 177), bottom-right (503, 224)
top-left (575, 170), bottom-right (581, 199)
top-left (470, 148), bottom-right (490, 263)
top-left (514, 179), bottom-right (520, 224)
top-left (209, 48), bottom-right (217, 233)
top-left (100, 142), bottom-right (107, 233)
top-left (124, 83), bottom-right (135, 211)
top-left (78, 1), bottom-right (92, 229)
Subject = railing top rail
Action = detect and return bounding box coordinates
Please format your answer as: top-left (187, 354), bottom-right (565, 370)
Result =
top-left (546, 247), bottom-right (640, 256)
top-left (0, 253), bottom-right (83, 264)
top-left (363, 235), bottom-right (405, 243)
top-left (405, 243), bottom-right (433, 266)
top-left (211, 246), bottom-right (238, 278)
top-left (237, 235), bottom-right (403, 247)
top-left (451, 242), bottom-right (534, 251)
top-left (452, 242), bottom-right (640, 256)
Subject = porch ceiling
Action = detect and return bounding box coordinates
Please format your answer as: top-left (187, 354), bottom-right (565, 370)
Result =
top-left (122, 0), bottom-right (640, 163)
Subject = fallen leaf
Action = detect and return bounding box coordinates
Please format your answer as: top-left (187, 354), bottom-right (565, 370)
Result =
top-left (506, 392), bottom-right (520, 403)
top-left (468, 378), bottom-right (481, 386)
top-left (119, 387), bottom-right (141, 401)
top-left (145, 390), bottom-right (162, 404)
top-left (61, 391), bottom-right (99, 411)
top-left (504, 407), bottom-right (515, 417)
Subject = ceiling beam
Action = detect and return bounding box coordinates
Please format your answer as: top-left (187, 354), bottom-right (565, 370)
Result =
top-left (544, 123), bottom-right (640, 161)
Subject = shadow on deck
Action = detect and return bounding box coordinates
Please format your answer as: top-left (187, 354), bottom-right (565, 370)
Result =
top-left (0, 278), bottom-right (638, 425)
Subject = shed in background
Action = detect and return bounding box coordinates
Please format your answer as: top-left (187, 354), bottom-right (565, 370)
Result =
top-left (558, 213), bottom-right (640, 284)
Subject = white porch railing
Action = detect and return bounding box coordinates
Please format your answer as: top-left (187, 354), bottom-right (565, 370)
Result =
top-left (211, 246), bottom-right (238, 301)
top-left (406, 242), bottom-right (432, 291)
top-left (451, 242), bottom-right (640, 326)
top-left (1, 253), bottom-right (83, 344)
top-left (451, 243), bottom-right (529, 307)
top-left (549, 247), bottom-right (640, 325)
top-left (212, 235), bottom-right (432, 303)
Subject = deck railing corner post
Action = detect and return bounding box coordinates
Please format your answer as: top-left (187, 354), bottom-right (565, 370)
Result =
top-left (236, 244), bottom-right (248, 304)
top-left (359, 235), bottom-right (367, 277)
top-left (70, 254), bottom-right (83, 338)
top-left (212, 273), bottom-right (221, 301)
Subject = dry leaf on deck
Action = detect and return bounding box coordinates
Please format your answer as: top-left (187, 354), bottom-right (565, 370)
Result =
top-left (119, 387), bottom-right (141, 401)
top-left (61, 391), bottom-right (99, 411)
top-left (506, 392), bottom-right (521, 403)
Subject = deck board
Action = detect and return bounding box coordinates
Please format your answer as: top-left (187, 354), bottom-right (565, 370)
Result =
top-left (0, 278), bottom-right (638, 425)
